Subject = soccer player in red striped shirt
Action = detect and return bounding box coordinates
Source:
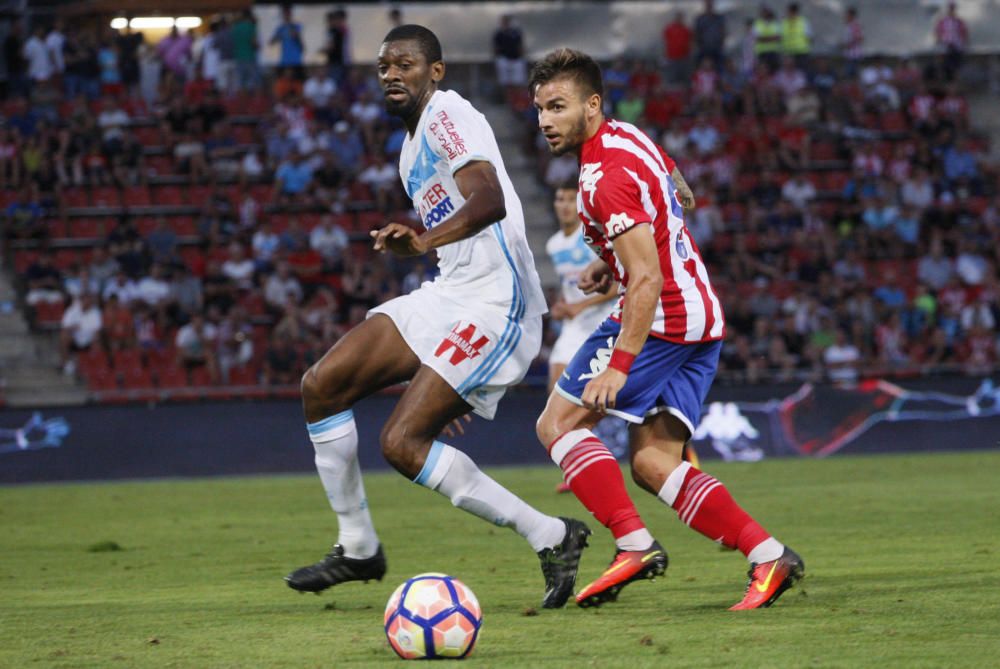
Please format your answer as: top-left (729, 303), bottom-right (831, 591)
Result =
top-left (530, 48), bottom-right (804, 610)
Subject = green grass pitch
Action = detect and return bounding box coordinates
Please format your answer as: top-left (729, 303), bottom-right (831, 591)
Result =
top-left (2, 451), bottom-right (999, 668)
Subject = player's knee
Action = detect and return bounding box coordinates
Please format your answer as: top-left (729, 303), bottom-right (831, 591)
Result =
top-left (379, 421), bottom-right (421, 476)
top-left (300, 363), bottom-right (349, 412)
top-left (535, 412), bottom-right (558, 448)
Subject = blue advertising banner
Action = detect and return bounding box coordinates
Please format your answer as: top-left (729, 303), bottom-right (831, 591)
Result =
top-left (1, 377), bottom-right (998, 484)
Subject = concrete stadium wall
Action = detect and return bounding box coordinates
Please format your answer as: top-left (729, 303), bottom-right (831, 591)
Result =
top-left (1, 375), bottom-right (998, 484)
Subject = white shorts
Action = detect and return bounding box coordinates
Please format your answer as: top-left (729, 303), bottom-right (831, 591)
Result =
top-left (549, 311), bottom-right (608, 366)
top-left (369, 284), bottom-right (541, 420)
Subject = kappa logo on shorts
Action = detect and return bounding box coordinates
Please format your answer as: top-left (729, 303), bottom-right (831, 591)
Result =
top-left (435, 322), bottom-right (490, 365)
top-left (578, 336), bottom-right (616, 381)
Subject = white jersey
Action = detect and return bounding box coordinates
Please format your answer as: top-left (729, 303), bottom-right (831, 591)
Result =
top-left (546, 224), bottom-right (614, 328)
top-left (398, 89), bottom-right (546, 320)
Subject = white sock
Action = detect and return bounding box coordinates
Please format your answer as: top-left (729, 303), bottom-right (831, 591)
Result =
top-left (746, 537), bottom-right (785, 565)
top-left (414, 441), bottom-right (565, 552)
top-left (616, 528), bottom-right (655, 552)
top-left (307, 410), bottom-right (379, 559)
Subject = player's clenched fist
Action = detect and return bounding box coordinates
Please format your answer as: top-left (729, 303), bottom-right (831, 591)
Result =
top-left (581, 368), bottom-right (627, 412)
top-left (371, 223), bottom-right (428, 256)
top-left (577, 259), bottom-right (613, 295)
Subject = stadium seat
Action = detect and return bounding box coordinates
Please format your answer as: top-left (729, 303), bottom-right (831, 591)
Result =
top-left (66, 218), bottom-right (105, 239)
top-left (86, 369), bottom-right (119, 392)
top-left (120, 366), bottom-right (155, 391)
top-left (121, 187), bottom-right (151, 207)
top-left (173, 217), bottom-right (197, 236)
top-left (62, 188), bottom-right (90, 208)
top-left (154, 365), bottom-right (187, 389)
top-left (146, 155), bottom-right (174, 176)
top-left (154, 186), bottom-right (184, 206)
top-left (132, 125), bottom-right (160, 145)
top-left (91, 187), bottom-right (122, 208)
top-left (356, 210), bottom-right (385, 231)
top-left (33, 301), bottom-right (65, 327)
top-left (189, 366), bottom-right (214, 387)
top-left (112, 348), bottom-right (144, 371)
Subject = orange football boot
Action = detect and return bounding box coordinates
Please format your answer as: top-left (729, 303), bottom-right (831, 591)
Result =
top-left (729, 547), bottom-right (805, 610)
top-left (575, 541), bottom-right (668, 608)
top-left (683, 443), bottom-right (700, 469)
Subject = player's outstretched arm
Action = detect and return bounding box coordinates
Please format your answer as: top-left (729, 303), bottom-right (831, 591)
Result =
top-left (370, 160), bottom-right (504, 257)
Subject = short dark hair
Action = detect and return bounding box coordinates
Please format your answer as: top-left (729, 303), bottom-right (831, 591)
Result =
top-left (555, 177), bottom-right (578, 192)
top-left (383, 24), bottom-right (442, 64)
top-left (529, 48), bottom-right (603, 99)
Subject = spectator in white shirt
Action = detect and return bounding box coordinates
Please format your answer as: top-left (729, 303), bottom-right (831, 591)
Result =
top-left (303, 65), bottom-right (337, 108)
top-left (175, 313), bottom-right (219, 382)
top-left (251, 219), bottom-right (281, 267)
top-left (136, 264), bottom-right (171, 307)
top-left (102, 272), bottom-right (140, 306)
top-left (359, 153), bottom-right (401, 212)
top-left (309, 214), bottom-right (349, 268)
top-left (221, 242), bottom-right (255, 289)
top-left (917, 241), bottom-right (954, 291)
top-left (264, 261), bottom-right (303, 310)
top-left (687, 116), bottom-right (721, 155)
top-left (955, 240), bottom-right (988, 286)
top-left (23, 25), bottom-right (54, 83)
top-left (823, 329), bottom-right (861, 383)
top-left (781, 174), bottom-right (817, 211)
top-left (45, 21), bottom-right (66, 75)
top-left (60, 292), bottom-right (102, 374)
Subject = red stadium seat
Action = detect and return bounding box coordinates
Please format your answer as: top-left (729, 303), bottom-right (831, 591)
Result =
top-left (146, 155), bottom-right (174, 176)
top-left (34, 301), bottom-right (66, 326)
top-left (154, 186), bottom-right (184, 206)
top-left (154, 364), bottom-right (187, 389)
top-left (91, 186), bottom-right (122, 208)
top-left (112, 348), bottom-right (144, 371)
top-left (356, 210), bottom-right (384, 232)
top-left (120, 366), bottom-right (154, 390)
top-left (173, 217), bottom-right (197, 236)
top-left (122, 187), bottom-right (151, 207)
top-left (87, 369), bottom-right (119, 392)
top-left (132, 125), bottom-right (160, 144)
top-left (62, 188), bottom-right (89, 208)
top-left (66, 218), bottom-right (105, 239)
top-left (189, 366), bottom-right (214, 387)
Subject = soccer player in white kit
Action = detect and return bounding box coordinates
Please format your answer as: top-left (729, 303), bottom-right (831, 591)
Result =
top-left (545, 180), bottom-right (619, 393)
top-left (285, 25), bottom-right (590, 609)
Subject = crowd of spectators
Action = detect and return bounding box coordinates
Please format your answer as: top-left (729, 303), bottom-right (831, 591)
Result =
top-left (3, 6), bottom-right (426, 394)
top-left (523, 1), bottom-right (999, 384)
top-left (2, 2), bottom-right (999, 398)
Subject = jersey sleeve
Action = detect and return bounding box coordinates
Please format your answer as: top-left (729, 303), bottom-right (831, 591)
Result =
top-left (424, 94), bottom-right (494, 175)
top-left (589, 166), bottom-right (653, 239)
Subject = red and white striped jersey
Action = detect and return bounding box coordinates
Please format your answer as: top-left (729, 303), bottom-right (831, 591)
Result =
top-left (576, 119), bottom-right (725, 344)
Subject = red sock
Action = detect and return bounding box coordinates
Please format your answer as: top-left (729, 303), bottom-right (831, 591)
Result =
top-left (549, 429), bottom-right (645, 539)
top-left (659, 462), bottom-right (769, 556)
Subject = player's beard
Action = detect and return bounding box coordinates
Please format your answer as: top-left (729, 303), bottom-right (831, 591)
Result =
top-left (551, 111), bottom-right (588, 156)
top-left (384, 89), bottom-right (420, 119)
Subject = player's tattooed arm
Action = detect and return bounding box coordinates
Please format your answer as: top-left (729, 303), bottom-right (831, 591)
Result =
top-left (671, 166), bottom-right (696, 211)
top-left (371, 161), bottom-right (504, 256)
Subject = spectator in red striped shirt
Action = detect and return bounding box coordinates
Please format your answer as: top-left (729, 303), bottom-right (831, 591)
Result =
top-left (839, 7), bottom-right (863, 78)
top-left (934, 2), bottom-right (968, 81)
